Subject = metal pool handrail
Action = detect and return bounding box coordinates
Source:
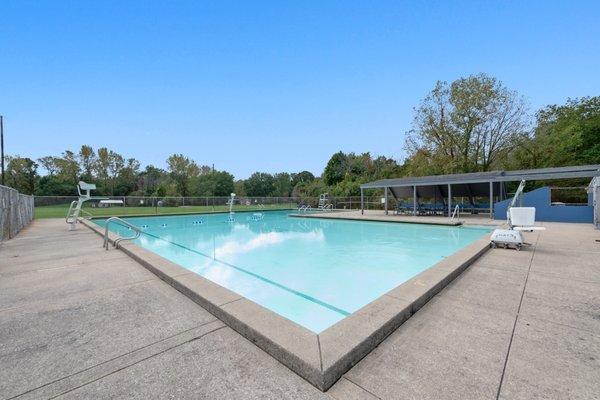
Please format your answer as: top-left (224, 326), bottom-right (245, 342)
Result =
top-left (104, 217), bottom-right (142, 250)
top-left (450, 204), bottom-right (460, 222)
top-left (65, 200), bottom-right (78, 223)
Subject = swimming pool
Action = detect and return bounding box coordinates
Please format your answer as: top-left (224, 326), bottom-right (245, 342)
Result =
top-left (95, 211), bottom-right (491, 332)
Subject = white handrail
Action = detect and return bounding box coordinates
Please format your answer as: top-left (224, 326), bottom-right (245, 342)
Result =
top-left (66, 200), bottom-right (79, 223)
top-left (104, 217), bottom-right (142, 250)
top-left (510, 180), bottom-right (527, 209)
top-left (80, 209), bottom-right (93, 219)
top-left (507, 179), bottom-right (527, 227)
top-left (450, 204), bottom-right (460, 222)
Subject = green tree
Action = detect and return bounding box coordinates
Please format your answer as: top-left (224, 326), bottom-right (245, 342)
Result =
top-left (94, 147), bottom-right (111, 192)
top-left (55, 150), bottom-right (80, 185)
top-left (292, 178), bottom-right (328, 198)
top-left (191, 170), bottom-right (234, 196)
top-left (323, 151), bottom-right (348, 185)
top-left (212, 171), bottom-right (235, 196)
top-left (244, 172), bottom-right (275, 196)
top-left (138, 165), bottom-right (166, 196)
top-left (166, 154), bottom-right (200, 196)
top-left (406, 73), bottom-right (529, 175)
top-left (5, 156), bottom-right (38, 194)
top-left (510, 97), bottom-right (600, 169)
top-left (37, 156), bottom-right (59, 176)
top-left (35, 175), bottom-right (76, 196)
top-left (372, 155), bottom-right (403, 179)
top-left (291, 171), bottom-right (315, 188)
top-left (114, 157), bottom-right (140, 195)
top-left (79, 145), bottom-right (96, 180)
top-left (273, 172), bottom-right (292, 197)
top-left (234, 180), bottom-right (246, 196)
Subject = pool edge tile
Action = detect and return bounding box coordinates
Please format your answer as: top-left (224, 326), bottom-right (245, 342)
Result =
top-left (386, 237), bottom-right (491, 312)
top-left (319, 294), bottom-right (412, 389)
top-left (220, 298), bottom-right (323, 388)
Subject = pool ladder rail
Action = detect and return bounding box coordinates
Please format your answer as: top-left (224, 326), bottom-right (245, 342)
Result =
top-left (450, 204), bottom-right (461, 223)
top-left (298, 205), bottom-right (312, 213)
top-left (103, 217), bottom-right (142, 250)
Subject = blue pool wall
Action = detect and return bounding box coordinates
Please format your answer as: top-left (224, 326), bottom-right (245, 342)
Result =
top-left (493, 186), bottom-right (593, 223)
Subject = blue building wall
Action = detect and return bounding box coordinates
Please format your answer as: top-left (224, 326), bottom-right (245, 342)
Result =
top-left (493, 186), bottom-right (593, 223)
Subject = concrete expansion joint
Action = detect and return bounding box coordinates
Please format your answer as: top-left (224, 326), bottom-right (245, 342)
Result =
top-left (188, 325), bottom-right (227, 343)
top-left (341, 377), bottom-right (382, 399)
top-left (495, 234), bottom-right (537, 400)
top-left (7, 321), bottom-right (224, 400)
top-left (521, 314), bottom-right (600, 337)
top-left (0, 278), bottom-right (158, 316)
top-left (218, 297), bottom-right (243, 307)
top-left (317, 335), bottom-right (324, 372)
top-left (43, 326), bottom-right (227, 400)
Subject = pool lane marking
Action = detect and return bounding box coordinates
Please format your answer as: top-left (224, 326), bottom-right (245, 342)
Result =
top-left (136, 230), bottom-right (351, 317)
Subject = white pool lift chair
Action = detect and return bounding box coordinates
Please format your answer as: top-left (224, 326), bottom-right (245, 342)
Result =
top-left (490, 180), bottom-right (545, 250)
top-left (508, 207), bottom-right (546, 232)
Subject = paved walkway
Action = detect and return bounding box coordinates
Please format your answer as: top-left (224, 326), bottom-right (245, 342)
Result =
top-left (1, 219), bottom-right (599, 399)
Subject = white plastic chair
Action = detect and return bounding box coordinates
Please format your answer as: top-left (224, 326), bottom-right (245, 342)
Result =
top-left (508, 207), bottom-right (546, 231)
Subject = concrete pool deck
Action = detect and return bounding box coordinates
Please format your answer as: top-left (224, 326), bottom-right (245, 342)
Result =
top-left (1, 218), bottom-right (599, 399)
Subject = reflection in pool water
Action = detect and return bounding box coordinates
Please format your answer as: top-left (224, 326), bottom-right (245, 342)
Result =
top-left (97, 211), bottom-right (490, 332)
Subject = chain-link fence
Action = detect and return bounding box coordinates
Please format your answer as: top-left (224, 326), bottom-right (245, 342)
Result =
top-left (1, 185), bottom-right (35, 240)
top-left (33, 194), bottom-right (391, 218)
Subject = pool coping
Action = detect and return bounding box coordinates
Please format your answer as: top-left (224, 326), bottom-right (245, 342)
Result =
top-left (80, 208), bottom-right (295, 220)
top-left (80, 217), bottom-right (491, 391)
top-left (289, 212), bottom-right (464, 226)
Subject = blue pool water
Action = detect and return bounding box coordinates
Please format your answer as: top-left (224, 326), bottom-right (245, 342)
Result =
top-left (95, 211), bottom-right (490, 332)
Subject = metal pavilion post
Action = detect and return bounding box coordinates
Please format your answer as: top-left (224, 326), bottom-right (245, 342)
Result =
top-left (384, 187), bottom-right (388, 215)
top-left (413, 185), bottom-right (417, 216)
top-left (489, 181), bottom-right (494, 219)
top-left (360, 187), bottom-right (364, 215)
top-left (447, 184), bottom-right (452, 218)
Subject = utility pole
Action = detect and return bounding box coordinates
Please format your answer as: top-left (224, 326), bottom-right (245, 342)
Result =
top-left (1, 115), bottom-right (4, 186)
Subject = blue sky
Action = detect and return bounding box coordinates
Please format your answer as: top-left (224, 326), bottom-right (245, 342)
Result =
top-left (2, 1), bottom-right (599, 179)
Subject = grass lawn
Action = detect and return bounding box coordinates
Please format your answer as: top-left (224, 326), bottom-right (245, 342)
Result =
top-left (35, 203), bottom-right (297, 219)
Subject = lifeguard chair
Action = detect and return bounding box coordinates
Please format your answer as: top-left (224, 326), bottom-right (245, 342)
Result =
top-left (66, 181), bottom-right (106, 230)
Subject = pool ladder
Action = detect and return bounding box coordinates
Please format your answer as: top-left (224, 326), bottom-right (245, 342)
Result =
top-left (450, 204), bottom-right (461, 223)
top-left (103, 217), bottom-right (142, 250)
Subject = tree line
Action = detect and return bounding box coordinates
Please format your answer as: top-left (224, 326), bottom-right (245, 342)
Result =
top-left (3, 73), bottom-right (599, 198)
top-left (2, 149), bottom-right (322, 198)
